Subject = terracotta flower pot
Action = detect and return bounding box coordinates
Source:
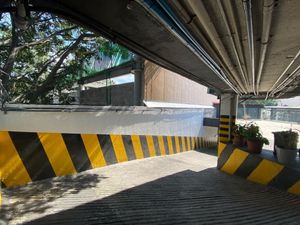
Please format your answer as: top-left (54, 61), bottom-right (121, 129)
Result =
top-left (247, 139), bottom-right (263, 154)
top-left (233, 135), bottom-right (245, 147)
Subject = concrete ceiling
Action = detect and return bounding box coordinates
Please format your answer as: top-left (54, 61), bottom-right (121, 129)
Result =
top-left (1, 0), bottom-right (300, 98)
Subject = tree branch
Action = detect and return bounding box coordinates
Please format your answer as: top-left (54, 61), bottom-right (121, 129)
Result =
top-left (16, 25), bottom-right (78, 50)
top-left (26, 33), bottom-right (96, 102)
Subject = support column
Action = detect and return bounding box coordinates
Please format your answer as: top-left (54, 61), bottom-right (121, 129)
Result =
top-left (219, 93), bottom-right (238, 143)
top-left (133, 55), bottom-right (144, 106)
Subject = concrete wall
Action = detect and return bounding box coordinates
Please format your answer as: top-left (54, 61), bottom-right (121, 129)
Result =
top-left (80, 83), bottom-right (134, 106)
top-left (0, 106), bottom-right (204, 136)
top-left (144, 61), bottom-right (218, 106)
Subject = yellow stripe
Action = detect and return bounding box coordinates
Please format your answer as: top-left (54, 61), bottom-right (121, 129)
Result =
top-left (131, 135), bottom-right (144, 159)
top-left (220, 118), bottom-right (230, 122)
top-left (247, 159), bottom-right (284, 185)
top-left (81, 134), bottom-right (107, 168)
top-left (191, 137), bottom-right (195, 149)
top-left (0, 131), bottom-right (31, 187)
top-left (175, 136), bottom-right (180, 153)
top-left (218, 142), bottom-right (227, 157)
top-left (288, 181), bottom-right (300, 196)
top-left (167, 136), bottom-right (174, 154)
top-left (219, 125), bottom-right (230, 129)
top-left (146, 135), bottom-right (156, 157)
top-left (181, 136), bottom-right (186, 151)
top-left (39, 133), bottom-right (76, 176)
top-left (110, 135), bottom-right (128, 163)
top-left (158, 136), bottom-right (166, 155)
top-left (187, 137), bottom-right (191, 150)
top-left (221, 149), bottom-right (249, 174)
top-left (219, 137), bottom-right (229, 143)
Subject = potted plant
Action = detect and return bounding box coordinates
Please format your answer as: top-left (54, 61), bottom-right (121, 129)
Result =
top-left (273, 130), bottom-right (299, 165)
top-left (232, 124), bottom-right (246, 147)
top-left (244, 123), bottom-right (269, 154)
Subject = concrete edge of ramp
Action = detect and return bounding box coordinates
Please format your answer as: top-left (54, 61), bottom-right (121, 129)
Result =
top-left (217, 142), bottom-right (300, 196)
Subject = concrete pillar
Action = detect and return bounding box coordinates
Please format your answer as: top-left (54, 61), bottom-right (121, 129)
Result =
top-left (133, 55), bottom-right (144, 106)
top-left (219, 93), bottom-right (238, 143)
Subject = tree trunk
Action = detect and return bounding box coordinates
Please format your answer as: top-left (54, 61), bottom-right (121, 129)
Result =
top-left (1, 13), bottom-right (18, 89)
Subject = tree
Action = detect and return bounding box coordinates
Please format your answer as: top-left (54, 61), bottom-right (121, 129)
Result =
top-left (0, 12), bottom-right (131, 104)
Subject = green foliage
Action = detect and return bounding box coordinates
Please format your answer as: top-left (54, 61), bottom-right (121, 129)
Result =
top-left (0, 12), bottom-right (131, 104)
top-left (232, 124), bottom-right (246, 136)
top-left (244, 123), bottom-right (269, 145)
top-left (273, 130), bottom-right (299, 150)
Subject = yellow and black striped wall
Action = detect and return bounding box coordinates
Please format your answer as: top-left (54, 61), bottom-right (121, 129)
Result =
top-left (218, 142), bottom-right (300, 196)
top-left (0, 131), bottom-right (216, 188)
top-left (219, 115), bottom-right (236, 143)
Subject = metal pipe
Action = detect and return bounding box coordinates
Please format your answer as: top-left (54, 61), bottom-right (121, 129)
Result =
top-left (217, 0), bottom-right (249, 93)
top-left (138, 0), bottom-right (241, 94)
top-left (186, 0), bottom-right (247, 94)
top-left (243, 0), bottom-right (256, 95)
top-left (266, 49), bottom-right (300, 98)
top-left (223, 0), bottom-right (250, 87)
top-left (256, 0), bottom-right (274, 94)
top-left (270, 64), bottom-right (300, 96)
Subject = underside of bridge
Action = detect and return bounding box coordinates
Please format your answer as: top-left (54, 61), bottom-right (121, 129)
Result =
top-left (0, 0), bottom-right (300, 99)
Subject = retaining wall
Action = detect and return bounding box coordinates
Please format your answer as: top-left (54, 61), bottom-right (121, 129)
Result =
top-left (0, 105), bottom-right (217, 188)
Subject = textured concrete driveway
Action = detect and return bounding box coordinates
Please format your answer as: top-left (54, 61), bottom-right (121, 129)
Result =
top-left (1, 150), bottom-right (300, 225)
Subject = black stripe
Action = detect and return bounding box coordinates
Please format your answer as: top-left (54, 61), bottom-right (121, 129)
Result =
top-left (217, 144), bottom-right (235, 169)
top-left (268, 167), bottom-right (300, 191)
top-left (97, 135), bottom-right (117, 165)
top-left (177, 137), bottom-right (182, 152)
top-left (188, 137), bottom-right (193, 150)
top-left (163, 136), bottom-right (169, 155)
top-left (171, 136), bottom-right (176, 152)
top-left (220, 127), bottom-right (229, 131)
top-left (122, 135), bottom-right (136, 161)
top-left (185, 136), bottom-right (189, 150)
top-left (220, 115), bottom-right (230, 118)
top-left (139, 135), bottom-right (149, 158)
top-left (180, 136), bottom-right (186, 151)
top-left (234, 154), bottom-right (263, 178)
top-left (9, 132), bottom-right (55, 181)
top-left (62, 134), bottom-right (92, 172)
top-left (219, 133), bottom-right (229, 138)
top-left (220, 121), bottom-right (230, 125)
top-left (1, 181), bottom-right (6, 188)
top-left (152, 136), bottom-right (161, 156)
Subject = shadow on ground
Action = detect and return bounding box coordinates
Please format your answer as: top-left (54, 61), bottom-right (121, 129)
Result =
top-left (21, 168), bottom-right (300, 225)
top-left (0, 173), bottom-right (106, 224)
top-left (195, 147), bottom-right (218, 157)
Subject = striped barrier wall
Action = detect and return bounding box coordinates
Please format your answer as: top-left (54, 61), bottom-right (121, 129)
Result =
top-left (217, 142), bottom-right (300, 196)
top-left (219, 115), bottom-right (236, 143)
top-left (0, 131), bottom-right (215, 188)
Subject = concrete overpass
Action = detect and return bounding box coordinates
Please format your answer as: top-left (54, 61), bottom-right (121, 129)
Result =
top-left (1, 1), bottom-right (300, 220)
top-left (1, 0), bottom-right (299, 99)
